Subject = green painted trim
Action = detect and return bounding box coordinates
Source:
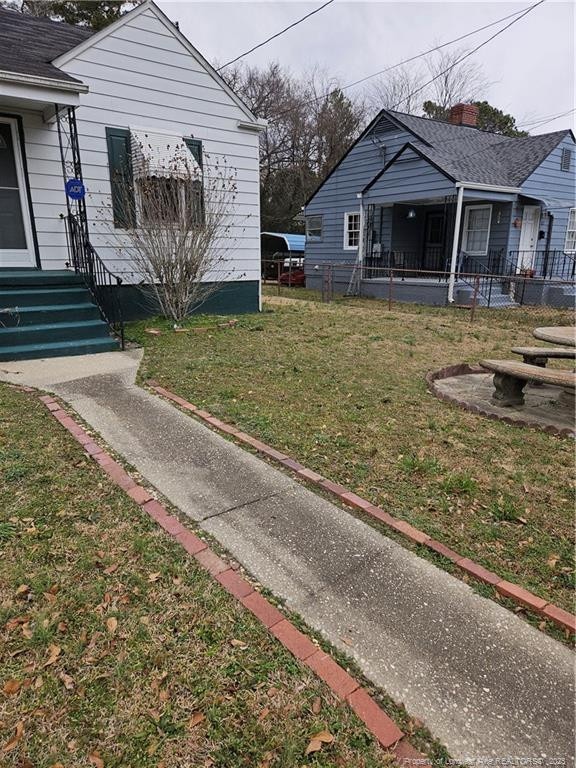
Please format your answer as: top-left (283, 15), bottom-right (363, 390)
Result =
top-left (101, 280), bottom-right (260, 321)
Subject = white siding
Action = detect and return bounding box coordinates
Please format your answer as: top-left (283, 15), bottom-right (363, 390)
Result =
top-left (19, 6), bottom-right (261, 282)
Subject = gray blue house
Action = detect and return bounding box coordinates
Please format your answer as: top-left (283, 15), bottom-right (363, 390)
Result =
top-left (304, 104), bottom-right (576, 306)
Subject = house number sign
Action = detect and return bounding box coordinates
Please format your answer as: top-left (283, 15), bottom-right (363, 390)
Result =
top-left (65, 179), bottom-right (86, 200)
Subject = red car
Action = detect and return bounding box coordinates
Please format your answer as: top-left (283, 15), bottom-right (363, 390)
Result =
top-left (278, 257), bottom-right (305, 286)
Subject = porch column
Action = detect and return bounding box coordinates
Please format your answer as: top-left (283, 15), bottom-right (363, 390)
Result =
top-left (447, 185), bottom-right (465, 303)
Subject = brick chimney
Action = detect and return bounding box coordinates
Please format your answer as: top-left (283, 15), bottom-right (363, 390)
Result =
top-left (449, 103), bottom-right (479, 127)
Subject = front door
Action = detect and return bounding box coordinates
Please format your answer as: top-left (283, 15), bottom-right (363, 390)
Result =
top-left (0, 117), bottom-right (35, 268)
top-left (517, 205), bottom-right (541, 272)
top-left (423, 211), bottom-right (444, 270)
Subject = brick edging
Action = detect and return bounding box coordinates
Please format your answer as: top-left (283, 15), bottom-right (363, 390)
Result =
top-left (426, 364), bottom-right (575, 439)
top-left (37, 393), bottom-right (423, 762)
top-left (143, 382), bottom-right (576, 637)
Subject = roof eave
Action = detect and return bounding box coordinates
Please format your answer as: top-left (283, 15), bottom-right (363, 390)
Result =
top-left (0, 69), bottom-right (88, 93)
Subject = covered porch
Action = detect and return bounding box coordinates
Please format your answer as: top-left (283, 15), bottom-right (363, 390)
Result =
top-left (361, 186), bottom-right (520, 286)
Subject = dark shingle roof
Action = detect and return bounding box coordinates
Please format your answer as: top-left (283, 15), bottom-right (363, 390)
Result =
top-left (0, 7), bottom-right (93, 83)
top-left (385, 110), bottom-right (572, 187)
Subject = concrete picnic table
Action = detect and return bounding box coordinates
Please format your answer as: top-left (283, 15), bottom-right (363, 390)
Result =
top-left (533, 326), bottom-right (576, 347)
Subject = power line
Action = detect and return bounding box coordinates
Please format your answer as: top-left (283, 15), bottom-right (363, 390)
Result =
top-left (217, 0), bottom-right (335, 71)
top-left (267, 2), bottom-right (544, 124)
top-left (390, 0), bottom-right (546, 111)
top-left (517, 107), bottom-right (576, 129)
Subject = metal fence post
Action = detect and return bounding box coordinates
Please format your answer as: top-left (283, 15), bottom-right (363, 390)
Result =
top-left (470, 274), bottom-right (480, 323)
top-left (276, 259), bottom-right (281, 296)
top-left (388, 268), bottom-right (393, 311)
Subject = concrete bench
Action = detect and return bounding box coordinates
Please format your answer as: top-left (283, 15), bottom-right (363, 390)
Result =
top-left (511, 346), bottom-right (576, 367)
top-left (479, 359), bottom-right (576, 407)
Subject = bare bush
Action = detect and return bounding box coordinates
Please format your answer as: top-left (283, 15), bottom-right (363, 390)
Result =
top-left (102, 138), bottom-right (245, 323)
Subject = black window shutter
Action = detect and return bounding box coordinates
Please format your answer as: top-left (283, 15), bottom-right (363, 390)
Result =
top-left (184, 137), bottom-right (203, 167)
top-left (184, 138), bottom-right (205, 224)
top-left (105, 127), bottom-right (135, 228)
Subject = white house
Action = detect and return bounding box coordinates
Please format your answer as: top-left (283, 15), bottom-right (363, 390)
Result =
top-left (0, 1), bottom-right (264, 360)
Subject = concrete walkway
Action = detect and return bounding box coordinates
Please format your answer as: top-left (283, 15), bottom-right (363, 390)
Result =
top-left (1, 350), bottom-right (574, 762)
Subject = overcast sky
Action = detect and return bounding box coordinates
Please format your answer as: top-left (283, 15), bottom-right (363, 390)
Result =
top-left (157, 0), bottom-right (574, 134)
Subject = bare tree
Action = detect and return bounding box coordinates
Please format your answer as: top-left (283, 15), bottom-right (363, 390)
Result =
top-left (102, 141), bottom-right (244, 323)
top-left (367, 64), bottom-right (426, 114)
top-left (221, 61), bottom-right (365, 231)
top-left (424, 47), bottom-right (487, 112)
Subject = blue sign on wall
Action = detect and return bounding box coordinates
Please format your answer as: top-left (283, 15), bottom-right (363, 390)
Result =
top-left (65, 178), bottom-right (86, 200)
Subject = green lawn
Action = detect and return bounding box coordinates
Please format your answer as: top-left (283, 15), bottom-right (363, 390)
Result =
top-left (130, 297), bottom-right (574, 616)
top-left (0, 385), bottom-right (424, 767)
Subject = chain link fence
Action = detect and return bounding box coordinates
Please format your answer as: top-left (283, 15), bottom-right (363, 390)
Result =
top-left (261, 259), bottom-right (575, 322)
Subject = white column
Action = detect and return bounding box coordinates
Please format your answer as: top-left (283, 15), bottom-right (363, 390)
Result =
top-left (357, 193), bottom-right (365, 267)
top-left (448, 185), bottom-right (465, 303)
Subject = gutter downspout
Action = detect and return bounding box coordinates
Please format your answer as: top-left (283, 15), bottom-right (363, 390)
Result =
top-left (448, 185), bottom-right (465, 303)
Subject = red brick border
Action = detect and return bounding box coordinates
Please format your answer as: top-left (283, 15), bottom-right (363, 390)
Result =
top-left (426, 364), bottom-right (575, 439)
top-left (144, 382), bottom-right (576, 637)
top-left (39, 393), bottom-right (425, 761)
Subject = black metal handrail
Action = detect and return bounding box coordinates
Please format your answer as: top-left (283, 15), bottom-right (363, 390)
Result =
top-left (64, 213), bottom-right (125, 349)
top-left (509, 250), bottom-right (576, 281)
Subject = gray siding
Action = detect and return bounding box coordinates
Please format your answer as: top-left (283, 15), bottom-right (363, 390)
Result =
top-left (363, 148), bottom-right (455, 203)
top-left (520, 133), bottom-right (576, 251)
top-left (305, 127), bottom-right (411, 267)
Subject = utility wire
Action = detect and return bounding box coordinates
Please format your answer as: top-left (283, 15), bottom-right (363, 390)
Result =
top-left (517, 107), bottom-right (576, 129)
top-left (267, 1), bottom-right (544, 124)
top-left (390, 0), bottom-right (546, 111)
top-left (217, 0), bottom-right (335, 71)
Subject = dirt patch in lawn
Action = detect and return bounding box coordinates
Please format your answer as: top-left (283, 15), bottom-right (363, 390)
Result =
top-left (130, 299), bottom-right (574, 615)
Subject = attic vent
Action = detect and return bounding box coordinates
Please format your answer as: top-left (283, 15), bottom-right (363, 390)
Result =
top-left (560, 148), bottom-right (572, 172)
top-left (372, 115), bottom-right (397, 135)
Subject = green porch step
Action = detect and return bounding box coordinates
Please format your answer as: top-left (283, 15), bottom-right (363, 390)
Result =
top-left (0, 269), bottom-right (122, 361)
top-left (0, 319), bottom-right (114, 347)
top-left (0, 270), bottom-right (84, 288)
top-left (0, 303), bottom-right (101, 327)
top-left (0, 287), bottom-right (91, 308)
top-left (0, 337), bottom-right (119, 362)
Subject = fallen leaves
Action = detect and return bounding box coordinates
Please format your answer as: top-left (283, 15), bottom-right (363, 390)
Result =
top-left (305, 729), bottom-right (334, 756)
top-left (2, 721), bottom-right (24, 753)
top-left (311, 697), bottom-right (322, 714)
top-left (187, 712), bottom-right (205, 729)
top-left (547, 553), bottom-right (560, 569)
top-left (106, 616), bottom-right (118, 634)
top-left (147, 572), bottom-right (161, 583)
top-left (88, 751), bottom-right (104, 768)
top-left (59, 672), bottom-right (75, 690)
top-left (2, 679), bottom-right (21, 695)
top-left (43, 644), bottom-right (61, 667)
top-left (15, 584), bottom-right (30, 598)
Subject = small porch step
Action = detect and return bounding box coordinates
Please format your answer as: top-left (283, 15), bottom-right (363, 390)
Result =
top-left (0, 319), bottom-right (113, 347)
top-left (0, 337), bottom-right (119, 362)
top-left (0, 269), bottom-right (84, 287)
top-left (0, 303), bottom-right (100, 326)
top-left (0, 287), bottom-right (91, 308)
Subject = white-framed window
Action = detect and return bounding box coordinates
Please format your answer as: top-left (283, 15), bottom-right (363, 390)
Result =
top-left (306, 215), bottom-right (323, 241)
top-left (343, 211), bottom-right (361, 249)
top-left (565, 208), bottom-right (576, 253)
top-left (462, 204), bottom-right (492, 256)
